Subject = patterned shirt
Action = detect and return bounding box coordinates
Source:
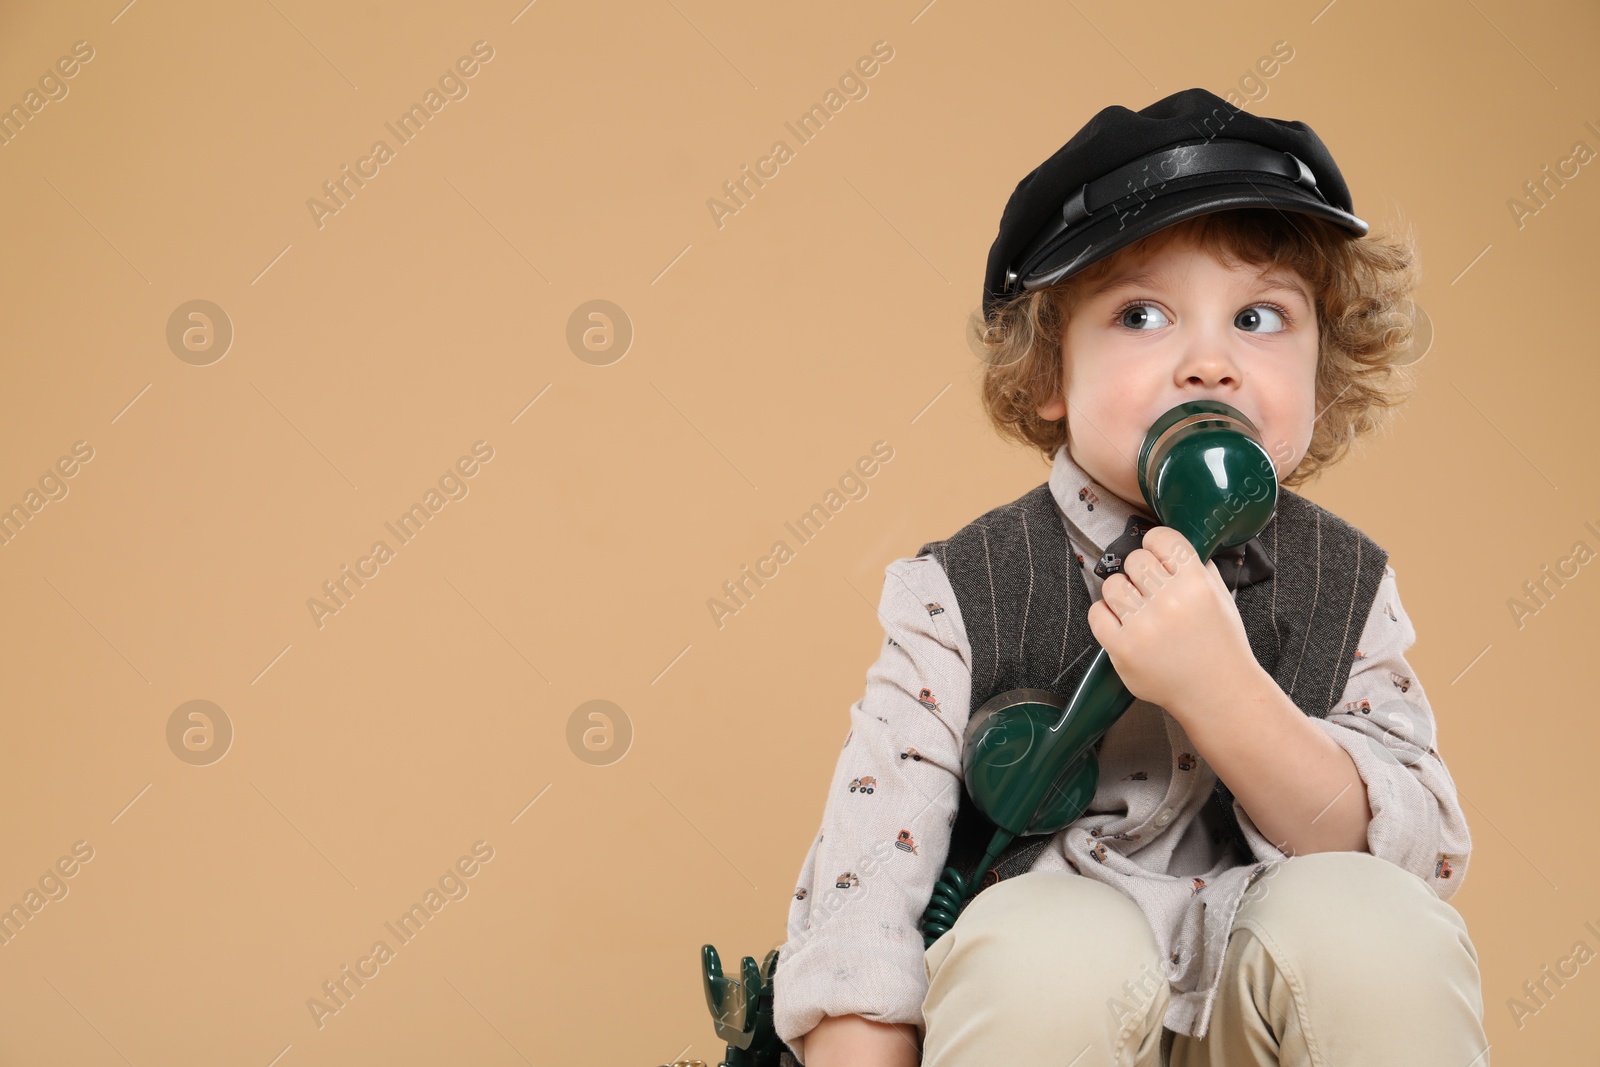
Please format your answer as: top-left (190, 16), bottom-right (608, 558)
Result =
top-left (772, 444), bottom-right (1472, 1058)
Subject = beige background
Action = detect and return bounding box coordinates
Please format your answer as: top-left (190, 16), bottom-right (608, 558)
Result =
top-left (0, 0), bottom-right (1594, 1063)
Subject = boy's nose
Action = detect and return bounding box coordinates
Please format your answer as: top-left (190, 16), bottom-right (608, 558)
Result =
top-left (1176, 344), bottom-right (1242, 388)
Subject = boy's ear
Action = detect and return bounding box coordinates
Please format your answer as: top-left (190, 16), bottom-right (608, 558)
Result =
top-left (1036, 393), bottom-right (1067, 420)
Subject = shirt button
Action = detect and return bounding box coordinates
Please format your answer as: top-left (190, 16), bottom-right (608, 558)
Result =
top-left (1153, 808), bottom-right (1175, 826)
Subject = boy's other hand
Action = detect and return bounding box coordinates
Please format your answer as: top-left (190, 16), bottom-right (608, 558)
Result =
top-left (1087, 525), bottom-right (1262, 718)
top-left (802, 1014), bottom-right (921, 1067)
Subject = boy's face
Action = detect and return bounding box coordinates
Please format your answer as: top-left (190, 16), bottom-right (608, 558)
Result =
top-left (1035, 233), bottom-right (1319, 512)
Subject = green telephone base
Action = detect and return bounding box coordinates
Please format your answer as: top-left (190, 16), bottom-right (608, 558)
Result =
top-left (681, 944), bottom-right (796, 1067)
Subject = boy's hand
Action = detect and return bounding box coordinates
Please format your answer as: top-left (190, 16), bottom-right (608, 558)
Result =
top-left (1086, 525), bottom-right (1262, 718)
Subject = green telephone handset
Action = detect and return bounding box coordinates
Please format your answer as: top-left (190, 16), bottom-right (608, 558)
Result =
top-left (919, 399), bottom-right (1280, 946)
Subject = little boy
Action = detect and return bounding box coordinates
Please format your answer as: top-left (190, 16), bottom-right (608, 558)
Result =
top-left (772, 89), bottom-right (1488, 1066)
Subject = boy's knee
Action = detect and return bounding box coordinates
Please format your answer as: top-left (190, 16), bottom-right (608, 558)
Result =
top-left (1235, 851), bottom-right (1478, 988)
top-left (961, 870), bottom-right (1156, 945)
top-left (929, 871), bottom-right (1166, 1005)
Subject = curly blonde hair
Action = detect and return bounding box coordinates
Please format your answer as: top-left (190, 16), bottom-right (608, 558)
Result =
top-left (973, 207), bottom-right (1423, 488)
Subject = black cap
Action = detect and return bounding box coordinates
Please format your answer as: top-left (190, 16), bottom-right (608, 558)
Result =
top-left (981, 88), bottom-right (1368, 318)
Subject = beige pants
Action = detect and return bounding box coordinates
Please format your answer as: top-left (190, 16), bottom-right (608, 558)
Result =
top-left (921, 851), bottom-right (1488, 1066)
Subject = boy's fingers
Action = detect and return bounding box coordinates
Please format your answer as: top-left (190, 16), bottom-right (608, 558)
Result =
top-left (1094, 585), bottom-right (1120, 627)
top-left (1141, 526), bottom-right (1197, 573)
top-left (1125, 548), bottom-right (1178, 598)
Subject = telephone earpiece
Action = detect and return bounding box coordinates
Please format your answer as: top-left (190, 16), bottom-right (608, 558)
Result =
top-left (921, 400), bottom-right (1280, 946)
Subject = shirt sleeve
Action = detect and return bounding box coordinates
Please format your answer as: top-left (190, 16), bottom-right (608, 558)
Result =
top-left (1232, 564), bottom-right (1473, 897)
top-left (772, 554), bottom-right (972, 1063)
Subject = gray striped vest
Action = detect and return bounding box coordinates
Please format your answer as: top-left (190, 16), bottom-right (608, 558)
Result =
top-left (917, 480), bottom-right (1389, 888)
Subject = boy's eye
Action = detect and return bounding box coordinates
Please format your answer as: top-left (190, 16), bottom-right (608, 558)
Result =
top-left (1117, 303), bottom-right (1170, 330)
top-left (1113, 302), bottom-right (1292, 333)
top-left (1235, 305), bottom-right (1288, 333)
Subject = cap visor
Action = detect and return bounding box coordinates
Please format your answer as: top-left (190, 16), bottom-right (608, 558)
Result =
top-left (1020, 178), bottom-right (1369, 292)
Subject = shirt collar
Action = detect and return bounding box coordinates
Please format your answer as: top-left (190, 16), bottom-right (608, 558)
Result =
top-left (1047, 443), bottom-right (1159, 558)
